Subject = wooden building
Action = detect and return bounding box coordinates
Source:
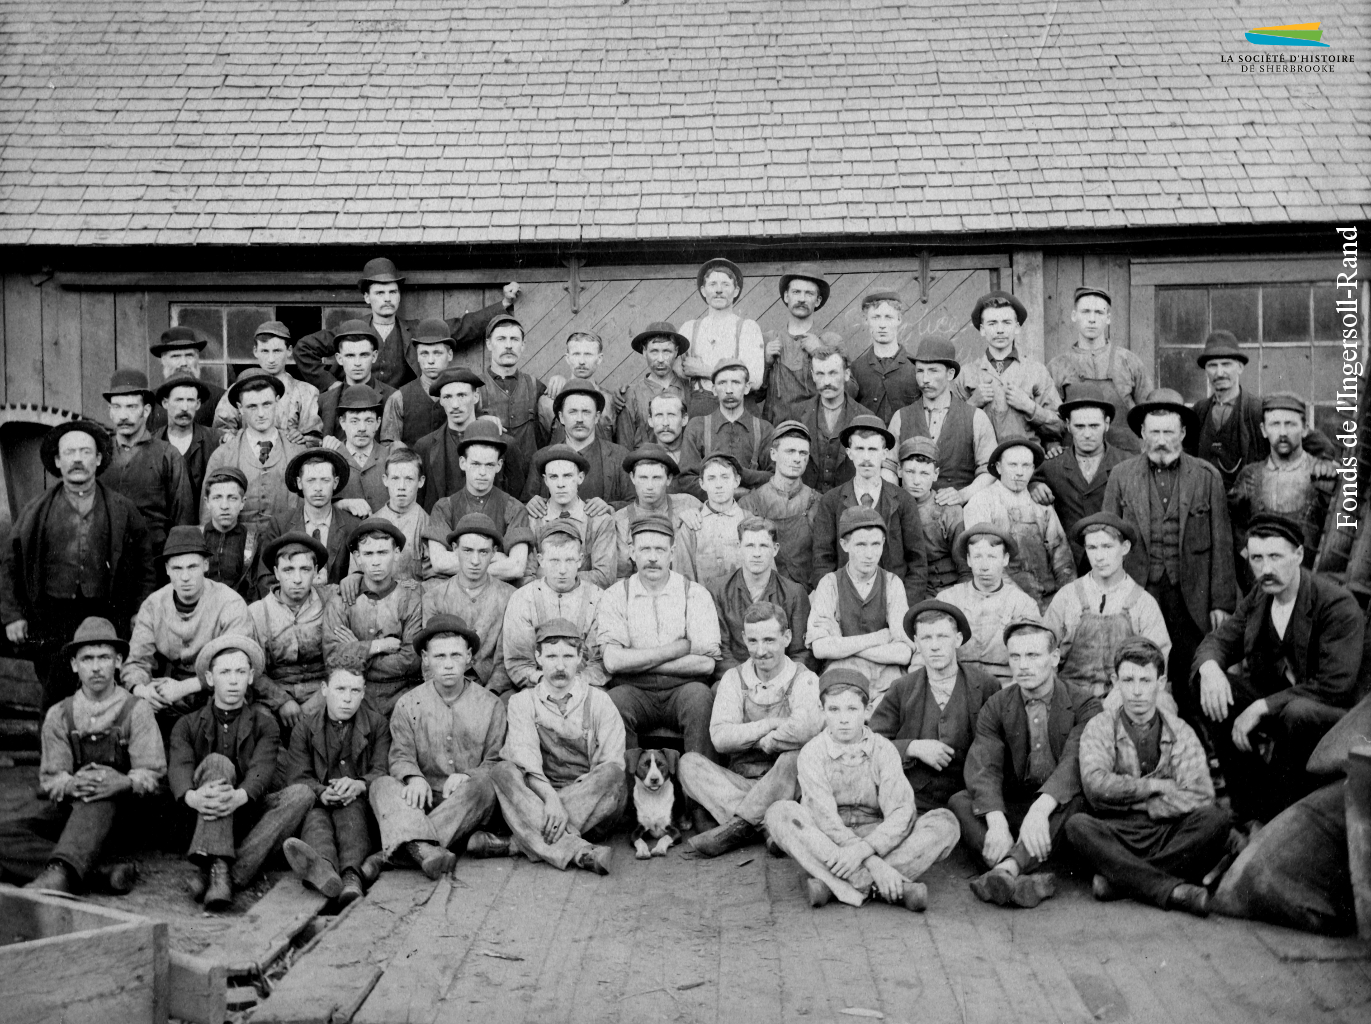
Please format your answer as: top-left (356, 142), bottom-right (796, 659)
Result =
top-left (0, 1), bottom-right (1367, 528)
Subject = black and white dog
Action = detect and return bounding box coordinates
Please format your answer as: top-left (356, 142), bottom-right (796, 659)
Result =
top-left (625, 748), bottom-right (682, 859)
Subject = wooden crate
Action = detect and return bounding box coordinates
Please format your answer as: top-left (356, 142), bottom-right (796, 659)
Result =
top-left (0, 885), bottom-right (169, 1024)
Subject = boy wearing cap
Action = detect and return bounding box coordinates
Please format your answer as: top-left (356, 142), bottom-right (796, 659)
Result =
top-left (677, 361), bottom-right (775, 497)
top-left (122, 526), bottom-right (254, 731)
top-left (870, 601), bottom-right (993, 813)
top-left (807, 506), bottom-right (918, 712)
top-left (738, 421), bottom-right (822, 584)
top-left (319, 323), bottom-right (398, 442)
top-left (503, 521), bottom-right (607, 691)
top-left (888, 338), bottom-right (997, 507)
top-left (327, 385), bottom-right (393, 515)
top-left (102, 369), bottom-right (197, 565)
top-left (936, 526), bottom-right (1040, 686)
top-left (898, 437), bottom-right (967, 591)
top-left (962, 438), bottom-right (1076, 609)
top-left (364, 448), bottom-right (431, 583)
top-left (849, 292), bottom-right (922, 422)
top-left (680, 600), bottom-right (823, 857)
top-left (249, 531), bottom-right (331, 730)
top-left (201, 467), bottom-right (257, 600)
top-left (169, 635), bottom-right (315, 908)
top-left (764, 668), bottom-right (961, 911)
top-left (147, 326), bottom-right (226, 432)
top-left (212, 322), bottom-right (323, 443)
top-left (425, 513), bottom-right (517, 697)
top-left (540, 331), bottom-right (619, 444)
top-left (380, 318), bottom-right (455, 448)
top-left (811, 416), bottom-right (929, 600)
top-left (952, 620), bottom-right (1099, 909)
top-left (678, 258), bottom-right (766, 412)
top-left (611, 445), bottom-right (701, 581)
top-left (283, 658), bottom-right (391, 905)
top-left (680, 451), bottom-right (751, 588)
top-left (960, 291), bottom-right (1063, 447)
top-left (617, 324), bottom-right (692, 451)
top-left (370, 614), bottom-right (506, 878)
top-left (155, 371), bottom-right (220, 508)
top-left (524, 445), bottom-right (618, 589)
top-left (253, 450), bottom-right (363, 596)
top-left (482, 314), bottom-right (545, 495)
top-left (0, 617), bottom-right (165, 894)
top-left (790, 347), bottom-right (875, 495)
top-left (201, 371), bottom-right (310, 533)
top-left (490, 619), bottom-right (624, 874)
top-left (708, 517), bottom-right (813, 677)
top-left (524, 381), bottom-right (634, 509)
top-left (1044, 513), bottom-right (1171, 707)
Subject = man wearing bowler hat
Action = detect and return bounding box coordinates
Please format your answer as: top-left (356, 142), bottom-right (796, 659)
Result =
top-left (960, 290), bottom-right (1063, 447)
top-left (424, 513), bottom-right (517, 698)
top-left (616, 322), bottom-right (692, 451)
top-left (380, 318), bottom-right (457, 447)
top-left (540, 330), bottom-right (619, 444)
top-left (850, 291), bottom-right (923, 422)
top-left (148, 326), bottom-right (227, 432)
top-left (294, 257), bottom-right (519, 392)
top-left (678, 257), bottom-right (766, 414)
top-left (0, 617), bottom-right (165, 894)
top-left (0, 420), bottom-right (156, 707)
top-left (253, 449), bottom-right (362, 596)
top-left (523, 379), bottom-right (634, 509)
top-left (200, 368), bottom-right (310, 533)
top-left (888, 337), bottom-right (997, 507)
top-left (101, 368), bottom-right (196, 565)
top-left (328, 384), bottom-right (393, 515)
top-left (762, 265), bottom-right (855, 423)
top-left (524, 445), bottom-right (617, 589)
top-left (1047, 287), bottom-right (1151, 455)
top-left (1103, 388), bottom-right (1237, 724)
top-left (212, 321), bottom-right (323, 444)
top-left (413, 367), bottom-right (496, 509)
top-left (318, 321), bottom-right (397, 442)
top-left (154, 371), bottom-right (220, 508)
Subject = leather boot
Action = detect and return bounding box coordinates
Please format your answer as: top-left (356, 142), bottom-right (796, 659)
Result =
top-left (283, 838), bottom-right (343, 898)
top-left (360, 852), bottom-right (386, 887)
top-left (25, 861), bottom-right (76, 894)
top-left (92, 863), bottom-right (139, 895)
top-left (338, 870), bottom-right (365, 908)
top-left (406, 841), bottom-right (456, 880)
top-left (1168, 883), bottom-right (1210, 918)
top-left (686, 817), bottom-right (758, 858)
top-left (1092, 874), bottom-right (1124, 902)
top-left (203, 858), bottom-right (234, 910)
top-left (573, 844), bottom-right (612, 875)
top-left (465, 832), bottom-right (512, 859)
top-left (188, 864), bottom-right (210, 903)
top-left (1010, 872), bottom-right (1056, 909)
top-left (969, 866), bottom-right (1017, 906)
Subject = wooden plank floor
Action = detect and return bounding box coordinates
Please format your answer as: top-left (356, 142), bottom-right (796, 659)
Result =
top-left (246, 834), bottom-right (1371, 1024)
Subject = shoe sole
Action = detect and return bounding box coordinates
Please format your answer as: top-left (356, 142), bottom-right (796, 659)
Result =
top-left (807, 879), bottom-right (833, 907)
top-left (337, 886), bottom-right (363, 908)
top-left (421, 852), bottom-right (457, 880)
top-left (901, 882), bottom-right (928, 912)
top-left (1012, 873), bottom-right (1057, 909)
top-left (970, 871), bottom-right (1015, 906)
top-left (284, 839), bottom-right (344, 899)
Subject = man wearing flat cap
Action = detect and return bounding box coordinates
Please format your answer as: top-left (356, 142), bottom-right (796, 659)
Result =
top-left (252, 449), bottom-right (363, 597)
top-left (1, 420), bottom-right (156, 706)
top-left (424, 514), bottom-right (516, 698)
top-left (540, 330), bottom-right (619, 445)
top-left (677, 360), bottom-right (775, 498)
top-left (147, 326), bottom-right (226, 433)
top-left (248, 531), bottom-right (332, 731)
top-left (0, 618), bottom-right (164, 894)
top-left (318, 321), bottom-right (398, 442)
top-left (1047, 287), bottom-right (1151, 455)
top-left (524, 445), bottom-right (617, 589)
top-left (327, 384), bottom-right (393, 515)
top-left (960, 291), bottom-right (1064, 447)
top-left (102, 368), bottom-right (197, 567)
top-left (616, 323), bottom-right (692, 451)
top-left (789, 346), bottom-right (877, 494)
top-left (1192, 513), bottom-right (1364, 823)
top-left (1103, 388), bottom-right (1237, 723)
top-left (200, 466), bottom-right (257, 600)
top-left (611, 445), bottom-right (702, 581)
top-left (935, 525), bottom-right (1041, 686)
top-left (897, 437), bottom-right (967, 591)
top-left (294, 257), bottom-right (518, 392)
top-left (380, 318), bottom-right (457, 447)
top-left (200, 369), bottom-right (310, 534)
top-left (762, 266), bottom-right (857, 423)
top-left (483, 314), bottom-right (545, 495)
top-left (154, 372), bottom-right (220, 509)
top-left (678, 257), bottom-right (766, 414)
top-left (848, 292), bottom-right (921, 422)
top-left (738, 420), bottom-right (822, 586)
top-left (212, 321), bottom-right (322, 444)
top-left (524, 379), bottom-right (634, 509)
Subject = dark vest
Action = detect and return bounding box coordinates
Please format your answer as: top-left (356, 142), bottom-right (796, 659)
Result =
top-left (1146, 471), bottom-right (1182, 586)
top-left (897, 396), bottom-right (977, 490)
top-left (1196, 403), bottom-right (1245, 488)
top-left (836, 569), bottom-right (888, 636)
top-left (43, 491), bottom-right (112, 601)
top-left (397, 378), bottom-right (448, 448)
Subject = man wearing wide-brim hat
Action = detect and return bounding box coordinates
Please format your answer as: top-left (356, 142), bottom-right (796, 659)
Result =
top-left (1103, 388), bottom-right (1237, 723)
top-left (293, 257), bottom-right (520, 393)
top-left (1046, 286), bottom-right (1151, 455)
top-left (211, 320), bottom-right (323, 445)
top-left (678, 257), bottom-right (766, 413)
top-left (961, 290), bottom-right (1064, 449)
top-left (0, 617), bottom-right (165, 894)
top-left (0, 420), bottom-right (156, 707)
top-left (153, 371), bottom-right (220, 505)
top-left (936, 524), bottom-right (1041, 687)
top-left (676, 359), bottom-right (776, 499)
top-left (251, 449), bottom-right (363, 597)
top-left (101, 368), bottom-right (197, 567)
top-left (762, 265), bottom-right (857, 423)
top-left (148, 325), bottom-right (226, 433)
top-left (616, 322), bottom-right (693, 451)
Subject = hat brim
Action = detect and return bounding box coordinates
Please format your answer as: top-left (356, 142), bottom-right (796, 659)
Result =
top-left (60, 635), bottom-right (129, 661)
top-left (445, 526), bottom-right (506, 554)
top-left (102, 387), bottom-right (157, 405)
top-left (284, 449), bottom-right (351, 494)
top-left (262, 532), bottom-right (330, 569)
top-left (155, 378), bottom-right (214, 404)
top-left (535, 450), bottom-right (591, 476)
top-left (40, 420), bottom-right (114, 479)
top-left (1071, 517), bottom-right (1141, 549)
top-left (912, 355), bottom-right (961, 377)
top-left (955, 525), bottom-right (1020, 560)
top-left (552, 388), bottom-right (606, 416)
top-left (1196, 349), bottom-right (1249, 367)
top-left (194, 634), bottom-right (265, 687)
top-left (358, 274), bottom-right (405, 288)
top-left (622, 451), bottom-right (681, 476)
top-left (778, 273), bottom-right (831, 309)
top-left (350, 521), bottom-right (407, 552)
top-left (988, 438), bottom-right (1045, 477)
top-left (1126, 401), bottom-right (1200, 438)
top-left (903, 600), bottom-right (971, 646)
top-left (227, 374), bottom-right (287, 405)
top-left (696, 258), bottom-right (744, 292)
top-left (631, 330), bottom-right (690, 355)
top-left (455, 432), bottom-right (510, 455)
top-left (1058, 397), bottom-right (1117, 421)
top-left (149, 340), bottom-right (208, 356)
top-left (970, 295), bottom-right (1028, 329)
top-left (413, 623), bottom-right (481, 656)
top-left (839, 423), bottom-right (896, 451)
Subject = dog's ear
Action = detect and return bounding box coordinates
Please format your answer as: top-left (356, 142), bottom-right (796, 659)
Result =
top-left (662, 748), bottom-right (680, 774)
top-left (624, 747), bottom-right (642, 776)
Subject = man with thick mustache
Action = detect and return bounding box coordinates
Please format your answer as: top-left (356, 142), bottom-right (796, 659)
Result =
top-left (1102, 389), bottom-right (1236, 725)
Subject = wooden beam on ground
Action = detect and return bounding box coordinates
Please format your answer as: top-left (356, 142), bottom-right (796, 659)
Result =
top-left (0, 657), bottom-right (41, 712)
top-left (190, 877), bottom-right (325, 975)
top-left (168, 951), bottom-right (227, 1024)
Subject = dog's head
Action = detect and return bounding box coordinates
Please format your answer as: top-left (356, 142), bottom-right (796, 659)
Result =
top-left (625, 747), bottom-right (678, 792)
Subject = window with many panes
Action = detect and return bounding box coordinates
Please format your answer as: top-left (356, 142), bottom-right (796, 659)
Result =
top-left (1156, 282), bottom-right (1343, 440)
top-left (169, 304), bottom-right (368, 387)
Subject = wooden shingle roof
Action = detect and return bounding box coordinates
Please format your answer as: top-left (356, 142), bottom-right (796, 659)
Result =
top-left (0, 0), bottom-right (1367, 246)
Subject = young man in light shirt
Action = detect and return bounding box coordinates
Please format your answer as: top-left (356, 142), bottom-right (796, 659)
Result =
top-left (935, 526), bottom-right (1040, 687)
top-left (959, 291), bottom-right (1063, 448)
top-left (212, 321), bottom-right (322, 443)
top-left (677, 257), bottom-right (765, 415)
top-left (679, 451), bottom-right (749, 589)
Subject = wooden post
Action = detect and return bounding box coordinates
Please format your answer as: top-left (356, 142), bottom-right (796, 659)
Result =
top-left (1348, 741), bottom-right (1371, 942)
top-left (1012, 250), bottom-right (1045, 363)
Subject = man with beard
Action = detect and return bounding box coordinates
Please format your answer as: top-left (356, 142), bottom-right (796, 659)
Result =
top-left (678, 361), bottom-right (775, 498)
top-left (523, 381), bottom-right (633, 509)
top-left (678, 258), bottom-right (766, 415)
top-left (762, 266), bottom-right (854, 422)
top-left (147, 326), bottom-right (225, 432)
top-left (616, 323), bottom-right (691, 452)
top-left (790, 348), bottom-right (877, 494)
top-left (154, 372), bottom-right (219, 511)
top-left (1103, 389), bottom-right (1236, 724)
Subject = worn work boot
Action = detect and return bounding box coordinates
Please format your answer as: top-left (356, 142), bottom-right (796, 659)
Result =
top-left (25, 860), bottom-right (76, 894)
top-left (806, 877), bottom-right (833, 908)
top-left (1168, 883), bottom-right (1211, 918)
top-left (573, 844), bottom-right (613, 875)
top-left (92, 862), bottom-right (139, 895)
top-left (203, 858), bottom-right (234, 910)
top-left (465, 832), bottom-right (513, 859)
top-left (359, 852), bottom-right (386, 887)
top-left (337, 870), bottom-right (366, 908)
top-left (1092, 874), bottom-right (1124, 902)
top-left (283, 838), bottom-right (343, 898)
top-left (406, 841), bottom-right (457, 881)
top-left (1010, 872), bottom-right (1056, 908)
top-left (899, 881), bottom-right (928, 913)
top-left (686, 817), bottom-right (758, 858)
top-left (188, 864), bottom-right (210, 903)
top-left (969, 866), bottom-right (1017, 906)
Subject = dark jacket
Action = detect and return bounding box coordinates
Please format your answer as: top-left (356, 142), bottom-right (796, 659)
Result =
top-left (1194, 387), bottom-right (1340, 489)
top-left (794, 394), bottom-right (877, 494)
top-left (962, 679), bottom-right (1100, 816)
top-left (99, 434), bottom-right (197, 548)
top-left (708, 568), bottom-right (814, 677)
top-left (0, 482), bottom-right (156, 633)
top-left (153, 424), bottom-right (220, 515)
top-left (319, 379), bottom-right (397, 442)
top-left (1101, 452), bottom-right (1237, 631)
top-left (285, 702), bottom-right (392, 797)
top-left (850, 345), bottom-right (923, 423)
top-left (811, 480), bottom-right (929, 602)
top-left (1033, 443), bottom-right (1131, 570)
top-left (870, 663), bottom-right (994, 802)
top-left (1192, 569), bottom-right (1364, 714)
top-left (168, 702), bottom-right (280, 802)
top-left (522, 437), bottom-right (635, 507)
top-left (252, 505), bottom-right (364, 598)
